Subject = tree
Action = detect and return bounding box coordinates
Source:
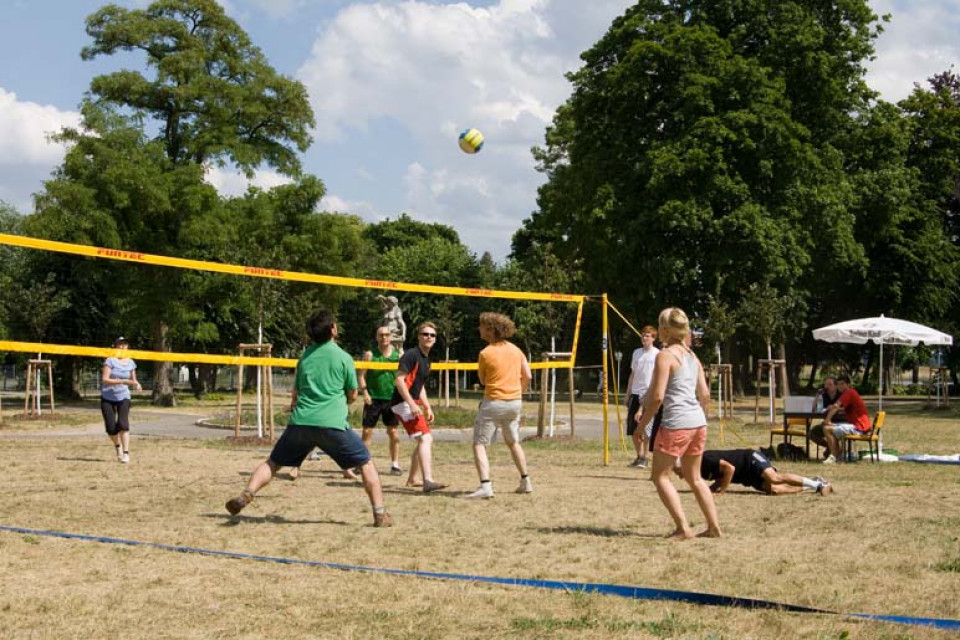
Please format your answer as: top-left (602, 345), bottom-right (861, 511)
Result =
top-left (28, 0), bottom-right (315, 404)
top-left (516, 0), bottom-right (890, 386)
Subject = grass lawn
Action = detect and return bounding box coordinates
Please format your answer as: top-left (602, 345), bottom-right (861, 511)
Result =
top-left (1, 400), bottom-right (959, 638)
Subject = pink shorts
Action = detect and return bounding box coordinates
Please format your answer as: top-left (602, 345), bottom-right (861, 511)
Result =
top-left (654, 426), bottom-right (706, 458)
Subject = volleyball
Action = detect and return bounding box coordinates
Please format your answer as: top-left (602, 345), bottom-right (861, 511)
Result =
top-left (458, 128), bottom-right (484, 154)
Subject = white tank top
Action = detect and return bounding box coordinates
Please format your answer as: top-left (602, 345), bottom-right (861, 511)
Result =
top-left (661, 348), bottom-right (707, 429)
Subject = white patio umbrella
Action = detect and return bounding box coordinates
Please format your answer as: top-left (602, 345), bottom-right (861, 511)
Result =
top-left (813, 315), bottom-right (953, 459)
top-left (813, 315), bottom-right (953, 412)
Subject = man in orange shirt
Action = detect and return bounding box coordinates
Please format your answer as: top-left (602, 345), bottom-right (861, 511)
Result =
top-left (822, 375), bottom-right (871, 464)
top-left (466, 312), bottom-right (533, 499)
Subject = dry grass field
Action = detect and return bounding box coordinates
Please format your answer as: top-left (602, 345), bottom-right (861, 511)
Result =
top-left (2, 401), bottom-right (960, 639)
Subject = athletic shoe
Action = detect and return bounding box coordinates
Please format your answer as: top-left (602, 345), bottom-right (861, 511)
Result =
top-left (373, 511), bottom-right (394, 528)
top-left (637, 457), bottom-right (648, 469)
top-left (822, 454), bottom-right (837, 465)
top-left (516, 477), bottom-right (533, 494)
top-left (466, 484), bottom-right (494, 499)
top-left (115, 446), bottom-right (123, 462)
top-left (120, 453), bottom-right (130, 464)
top-left (307, 450), bottom-right (322, 461)
top-left (389, 465), bottom-right (403, 476)
top-left (422, 480), bottom-right (448, 493)
top-left (225, 490), bottom-right (254, 515)
top-left (627, 456), bottom-right (644, 467)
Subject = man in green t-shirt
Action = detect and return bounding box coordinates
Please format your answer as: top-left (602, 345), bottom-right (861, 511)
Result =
top-left (359, 326), bottom-right (403, 475)
top-left (225, 309), bottom-right (393, 527)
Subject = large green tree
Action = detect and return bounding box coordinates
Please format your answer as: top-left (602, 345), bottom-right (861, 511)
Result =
top-left (30, 0), bottom-right (314, 404)
top-left (517, 0), bottom-right (884, 386)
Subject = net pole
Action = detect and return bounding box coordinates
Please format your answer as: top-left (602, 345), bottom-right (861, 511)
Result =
top-left (602, 294), bottom-right (610, 465)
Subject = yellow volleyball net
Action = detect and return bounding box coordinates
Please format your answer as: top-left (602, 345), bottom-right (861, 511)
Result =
top-left (0, 232), bottom-right (585, 374)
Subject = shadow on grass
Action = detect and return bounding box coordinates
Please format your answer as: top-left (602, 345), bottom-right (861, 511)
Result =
top-left (531, 524), bottom-right (658, 538)
top-left (203, 513), bottom-right (350, 527)
top-left (56, 456), bottom-right (110, 463)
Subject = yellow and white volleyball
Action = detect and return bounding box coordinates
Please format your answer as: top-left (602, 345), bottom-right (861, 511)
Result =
top-left (458, 128), bottom-right (484, 154)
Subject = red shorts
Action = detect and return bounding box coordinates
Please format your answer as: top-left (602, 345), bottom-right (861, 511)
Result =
top-left (654, 426), bottom-right (706, 458)
top-left (393, 405), bottom-right (431, 438)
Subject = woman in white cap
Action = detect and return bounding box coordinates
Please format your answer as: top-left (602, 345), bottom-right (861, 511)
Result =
top-left (101, 336), bottom-right (141, 463)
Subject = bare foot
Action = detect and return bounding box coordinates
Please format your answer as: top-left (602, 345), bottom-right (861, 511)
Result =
top-left (405, 480), bottom-right (422, 488)
top-left (342, 469), bottom-right (360, 481)
top-left (287, 467), bottom-right (300, 480)
top-left (696, 528), bottom-right (722, 538)
top-left (666, 528), bottom-right (694, 541)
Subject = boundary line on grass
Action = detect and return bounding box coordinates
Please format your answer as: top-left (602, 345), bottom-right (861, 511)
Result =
top-left (2, 525), bottom-right (958, 631)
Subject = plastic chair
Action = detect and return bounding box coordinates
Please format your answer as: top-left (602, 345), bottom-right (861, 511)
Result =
top-left (843, 411), bottom-right (886, 463)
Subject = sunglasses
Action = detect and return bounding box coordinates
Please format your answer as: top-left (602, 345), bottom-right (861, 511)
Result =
top-left (420, 332), bottom-right (437, 338)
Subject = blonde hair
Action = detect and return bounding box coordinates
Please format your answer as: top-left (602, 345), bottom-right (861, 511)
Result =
top-left (658, 307), bottom-right (690, 345)
top-left (479, 312), bottom-right (517, 341)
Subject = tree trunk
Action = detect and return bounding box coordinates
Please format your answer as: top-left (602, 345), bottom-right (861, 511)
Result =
top-left (151, 318), bottom-right (177, 406)
top-left (200, 363), bottom-right (218, 393)
top-left (188, 364), bottom-right (202, 399)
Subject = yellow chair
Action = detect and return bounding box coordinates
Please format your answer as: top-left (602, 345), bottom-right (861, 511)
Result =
top-left (769, 417), bottom-right (809, 448)
top-left (843, 411), bottom-right (886, 463)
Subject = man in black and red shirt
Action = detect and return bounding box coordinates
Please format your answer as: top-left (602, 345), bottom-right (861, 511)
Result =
top-left (391, 321), bottom-right (447, 493)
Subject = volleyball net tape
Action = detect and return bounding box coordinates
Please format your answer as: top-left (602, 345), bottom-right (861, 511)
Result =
top-left (0, 233), bottom-right (584, 370)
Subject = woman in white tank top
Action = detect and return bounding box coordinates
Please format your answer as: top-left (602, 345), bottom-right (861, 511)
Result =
top-left (637, 307), bottom-right (721, 540)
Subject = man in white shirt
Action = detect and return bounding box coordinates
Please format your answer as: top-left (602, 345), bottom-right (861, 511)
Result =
top-left (625, 326), bottom-right (659, 468)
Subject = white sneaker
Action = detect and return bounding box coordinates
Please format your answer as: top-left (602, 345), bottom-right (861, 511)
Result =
top-left (822, 454), bottom-right (836, 465)
top-left (466, 484), bottom-right (494, 499)
top-left (116, 447), bottom-right (123, 461)
top-left (120, 453), bottom-right (130, 464)
top-left (307, 450), bottom-right (322, 461)
top-left (516, 477), bottom-right (533, 494)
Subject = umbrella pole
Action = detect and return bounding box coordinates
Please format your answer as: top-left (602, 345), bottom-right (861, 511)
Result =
top-left (878, 341), bottom-right (884, 457)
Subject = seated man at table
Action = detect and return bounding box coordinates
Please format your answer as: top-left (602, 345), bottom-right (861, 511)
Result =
top-left (822, 375), bottom-right (871, 464)
top-left (677, 448), bottom-right (833, 495)
top-left (808, 376), bottom-right (842, 454)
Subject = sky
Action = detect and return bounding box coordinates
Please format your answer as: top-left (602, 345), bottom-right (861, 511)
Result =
top-left (1, 0), bottom-right (959, 263)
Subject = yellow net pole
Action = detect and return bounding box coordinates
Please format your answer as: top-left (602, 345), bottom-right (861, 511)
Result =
top-left (601, 294), bottom-right (610, 465)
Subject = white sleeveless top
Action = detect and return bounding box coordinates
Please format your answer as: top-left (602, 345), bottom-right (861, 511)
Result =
top-left (661, 348), bottom-right (707, 429)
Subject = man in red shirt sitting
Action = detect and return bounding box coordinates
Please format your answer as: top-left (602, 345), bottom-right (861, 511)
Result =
top-left (822, 375), bottom-right (871, 464)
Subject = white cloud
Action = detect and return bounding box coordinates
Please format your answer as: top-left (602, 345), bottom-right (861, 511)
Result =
top-left (0, 88), bottom-right (81, 165)
top-left (297, 0), bottom-right (632, 259)
top-left (203, 166), bottom-right (292, 195)
top-left (866, 1), bottom-right (960, 102)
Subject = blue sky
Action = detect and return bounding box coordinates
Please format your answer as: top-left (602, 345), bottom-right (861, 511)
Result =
top-left (2, 1), bottom-right (959, 261)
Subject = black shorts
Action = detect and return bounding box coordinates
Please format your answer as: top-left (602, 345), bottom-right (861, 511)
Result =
top-left (626, 394), bottom-right (641, 436)
top-left (269, 424), bottom-right (370, 470)
top-left (362, 398), bottom-right (399, 428)
top-left (747, 450), bottom-right (774, 492)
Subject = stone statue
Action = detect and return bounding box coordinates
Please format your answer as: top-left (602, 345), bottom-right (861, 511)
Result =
top-left (378, 295), bottom-right (406, 351)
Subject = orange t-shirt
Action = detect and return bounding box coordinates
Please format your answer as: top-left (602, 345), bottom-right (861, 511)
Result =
top-left (478, 341), bottom-right (527, 400)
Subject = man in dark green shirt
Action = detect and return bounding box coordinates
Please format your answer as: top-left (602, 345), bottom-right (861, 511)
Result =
top-left (359, 325), bottom-right (402, 475)
top-left (225, 309), bottom-right (393, 527)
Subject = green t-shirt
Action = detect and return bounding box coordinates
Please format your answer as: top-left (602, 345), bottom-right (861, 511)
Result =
top-left (289, 341), bottom-right (358, 430)
top-left (367, 348), bottom-right (400, 400)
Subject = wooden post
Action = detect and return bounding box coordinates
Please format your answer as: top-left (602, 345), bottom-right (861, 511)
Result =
top-left (236, 344), bottom-right (274, 441)
top-left (754, 359), bottom-right (787, 424)
top-left (234, 359), bottom-right (245, 438)
top-left (23, 359), bottom-right (55, 417)
top-left (537, 354), bottom-right (548, 438)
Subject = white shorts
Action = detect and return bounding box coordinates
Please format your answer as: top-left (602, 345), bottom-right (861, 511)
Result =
top-left (473, 399), bottom-right (522, 445)
top-left (828, 422), bottom-right (862, 438)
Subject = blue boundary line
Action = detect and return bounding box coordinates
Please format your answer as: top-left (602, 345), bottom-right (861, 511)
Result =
top-left (3, 525), bottom-right (959, 631)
